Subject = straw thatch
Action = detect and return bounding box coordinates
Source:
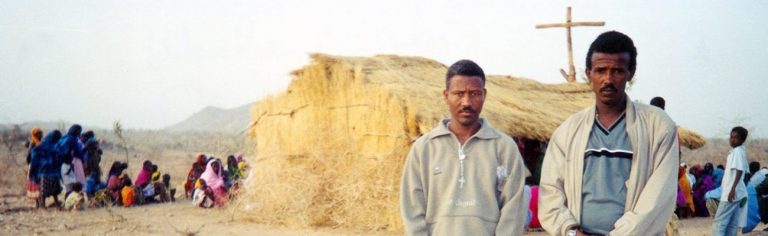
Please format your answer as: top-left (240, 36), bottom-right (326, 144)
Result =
top-left (243, 54), bottom-right (705, 231)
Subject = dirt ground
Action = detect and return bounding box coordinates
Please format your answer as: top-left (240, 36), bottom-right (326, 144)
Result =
top-left (0, 194), bottom-right (401, 236)
top-left (4, 143), bottom-right (768, 235)
top-left (3, 192), bottom-right (768, 236)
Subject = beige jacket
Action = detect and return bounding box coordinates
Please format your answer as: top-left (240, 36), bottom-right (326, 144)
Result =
top-left (538, 99), bottom-right (679, 236)
top-left (400, 119), bottom-right (528, 236)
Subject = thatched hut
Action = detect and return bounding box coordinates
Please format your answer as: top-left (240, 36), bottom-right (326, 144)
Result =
top-left (243, 54), bottom-right (705, 231)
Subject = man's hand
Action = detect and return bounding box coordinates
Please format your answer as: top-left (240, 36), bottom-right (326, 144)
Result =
top-left (729, 189), bottom-right (736, 202)
top-left (575, 229), bottom-right (591, 236)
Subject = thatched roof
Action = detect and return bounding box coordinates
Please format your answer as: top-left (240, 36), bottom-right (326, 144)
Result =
top-left (259, 53), bottom-right (704, 149)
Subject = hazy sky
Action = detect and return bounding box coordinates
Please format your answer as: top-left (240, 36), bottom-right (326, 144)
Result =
top-left (1, 1), bottom-right (766, 138)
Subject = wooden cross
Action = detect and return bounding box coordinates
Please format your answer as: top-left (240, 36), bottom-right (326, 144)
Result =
top-left (536, 7), bottom-right (605, 83)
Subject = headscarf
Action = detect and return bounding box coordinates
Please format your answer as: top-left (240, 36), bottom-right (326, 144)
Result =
top-left (227, 155), bottom-right (239, 179)
top-left (200, 158), bottom-right (225, 190)
top-left (37, 130), bottom-right (62, 151)
top-left (152, 172), bottom-right (161, 184)
top-left (67, 124), bottom-right (82, 138)
top-left (80, 130), bottom-right (95, 143)
top-left (30, 130), bottom-right (63, 179)
top-left (30, 127), bottom-right (43, 145)
top-left (56, 124), bottom-right (84, 162)
top-left (691, 164), bottom-right (704, 179)
top-left (134, 160), bottom-right (153, 187)
top-left (108, 161), bottom-right (127, 177)
top-left (704, 163), bottom-right (714, 176)
top-left (196, 154), bottom-right (207, 166)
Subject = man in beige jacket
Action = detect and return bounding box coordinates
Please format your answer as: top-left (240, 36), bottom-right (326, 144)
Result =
top-left (539, 31), bottom-right (679, 236)
top-left (400, 59), bottom-right (528, 235)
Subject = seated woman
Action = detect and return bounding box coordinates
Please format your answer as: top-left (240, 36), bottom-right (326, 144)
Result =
top-left (133, 160), bottom-right (154, 205)
top-left (199, 158), bottom-right (228, 206)
top-left (106, 162), bottom-right (129, 205)
top-left (184, 154), bottom-right (207, 199)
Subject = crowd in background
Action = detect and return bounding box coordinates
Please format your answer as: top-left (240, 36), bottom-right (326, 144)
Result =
top-left (23, 124), bottom-right (248, 211)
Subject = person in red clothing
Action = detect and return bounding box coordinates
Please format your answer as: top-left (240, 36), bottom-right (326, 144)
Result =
top-left (184, 154), bottom-right (207, 198)
top-left (529, 185), bottom-right (542, 229)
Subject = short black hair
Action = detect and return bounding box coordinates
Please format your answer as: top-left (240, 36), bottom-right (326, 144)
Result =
top-left (586, 31), bottom-right (638, 75)
top-left (650, 97), bottom-right (665, 110)
top-left (445, 59), bottom-right (485, 88)
top-left (732, 126), bottom-right (749, 141)
top-left (71, 182), bottom-right (83, 192)
top-left (750, 161), bottom-right (760, 174)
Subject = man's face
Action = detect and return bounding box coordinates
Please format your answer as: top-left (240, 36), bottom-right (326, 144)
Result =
top-left (730, 131), bottom-right (744, 148)
top-left (586, 52), bottom-right (633, 107)
top-left (443, 75), bottom-right (486, 127)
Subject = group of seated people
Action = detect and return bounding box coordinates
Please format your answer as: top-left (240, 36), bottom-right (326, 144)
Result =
top-left (184, 154), bottom-right (248, 208)
top-left (99, 160), bottom-right (176, 208)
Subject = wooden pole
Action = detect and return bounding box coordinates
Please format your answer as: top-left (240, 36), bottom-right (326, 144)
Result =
top-left (566, 7), bottom-right (575, 82)
top-left (535, 7), bottom-right (605, 83)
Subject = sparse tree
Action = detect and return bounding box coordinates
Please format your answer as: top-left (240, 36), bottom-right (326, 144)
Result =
top-left (1, 124), bottom-right (26, 166)
top-left (113, 121), bottom-right (130, 164)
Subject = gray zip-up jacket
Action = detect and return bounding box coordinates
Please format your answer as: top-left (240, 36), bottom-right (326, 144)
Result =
top-left (400, 119), bottom-right (528, 236)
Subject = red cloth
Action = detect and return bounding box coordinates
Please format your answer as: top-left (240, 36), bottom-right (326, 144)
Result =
top-left (529, 186), bottom-right (542, 228)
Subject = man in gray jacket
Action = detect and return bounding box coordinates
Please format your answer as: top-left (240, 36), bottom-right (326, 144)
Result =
top-left (400, 59), bottom-right (528, 236)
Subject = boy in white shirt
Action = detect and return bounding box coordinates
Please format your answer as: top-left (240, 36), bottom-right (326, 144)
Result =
top-left (713, 126), bottom-right (749, 235)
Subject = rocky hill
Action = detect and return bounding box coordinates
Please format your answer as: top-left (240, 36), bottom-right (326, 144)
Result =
top-left (164, 103), bottom-right (253, 134)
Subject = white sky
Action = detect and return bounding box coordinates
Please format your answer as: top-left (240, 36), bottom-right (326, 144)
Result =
top-left (1, 0), bottom-right (766, 138)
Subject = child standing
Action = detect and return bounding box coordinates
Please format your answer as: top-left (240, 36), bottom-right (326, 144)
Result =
top-left (713, 126), bottom-right (750, 235)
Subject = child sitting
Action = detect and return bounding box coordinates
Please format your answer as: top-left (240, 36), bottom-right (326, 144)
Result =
top-left (121, 177), bottom-right (135, 207)
top-left (192, 179), bottom-right (214, 208)
top-left (64, 182), bottom-right (86, 211)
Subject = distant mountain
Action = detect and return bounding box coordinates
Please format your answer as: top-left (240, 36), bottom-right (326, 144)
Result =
top-left (164, 103), bottom-right (253, 134)
top-left (0, 121), bottom-right (74, 133)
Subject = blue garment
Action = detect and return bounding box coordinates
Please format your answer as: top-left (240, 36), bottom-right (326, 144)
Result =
top-left (55, 125), bottom-right (83, 164)
top-left (713, 200), bottom-right (741, 236)
top-left (743, 185), bottom-right (761, 233)
top-left (713, 168), bottom-right (724, 189)
top-left (30, 130), bottom-right (63, 180)
top-left (86, 174), bottom-right (106, 196)
top-left (705, 187), bottom-right (722, 200)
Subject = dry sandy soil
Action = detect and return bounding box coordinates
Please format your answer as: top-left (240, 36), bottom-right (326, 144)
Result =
top-left (3, 192), bottom-right (768, 236)
top-left (0, 194), bottom-right (401, 236)
top-left (2, 140), bottom-right (767, 235)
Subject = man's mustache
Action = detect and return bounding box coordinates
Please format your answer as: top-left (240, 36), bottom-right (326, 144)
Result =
top-left (600, 85), bottom-right (618, 92)
top-left (459, 107), bottom-right (476, 113)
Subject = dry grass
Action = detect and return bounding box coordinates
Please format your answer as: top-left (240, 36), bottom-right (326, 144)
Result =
top-left (243, 54), bottom-right (708, 231)
top-left (683, 138), bottom-right (768, 167)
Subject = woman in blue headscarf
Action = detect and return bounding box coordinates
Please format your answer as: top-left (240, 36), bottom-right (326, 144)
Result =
top-left (56, 124), bottom-right (84, 195)
top-left (30, 130), bottom-right (63, 208)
